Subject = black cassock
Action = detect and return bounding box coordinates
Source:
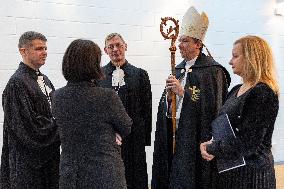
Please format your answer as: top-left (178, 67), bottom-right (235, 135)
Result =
top-left (99, 61), bottom-right (152, 189)
top-left (0, 62), bottom-right (60, 189)
top-left (151, 53), bottom-right (231, 189)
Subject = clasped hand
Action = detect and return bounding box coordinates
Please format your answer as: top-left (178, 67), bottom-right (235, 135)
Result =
top-left (115, 133), bottom-right (122, 145)
top-left (200, 139), bottom-right (215, 161)
top-left (166, 75), bottom-right (184, 97)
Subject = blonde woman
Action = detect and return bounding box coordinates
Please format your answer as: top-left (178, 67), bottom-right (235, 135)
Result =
top-left (200, 35), bottom-right (279, 189)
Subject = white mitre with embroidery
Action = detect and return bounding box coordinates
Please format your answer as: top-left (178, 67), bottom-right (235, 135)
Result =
top-left (180, 6), bottom-right (209, 42)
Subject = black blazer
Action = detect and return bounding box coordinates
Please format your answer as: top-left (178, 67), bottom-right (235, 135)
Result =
top-left (208, 83), bottom-right (279, 169)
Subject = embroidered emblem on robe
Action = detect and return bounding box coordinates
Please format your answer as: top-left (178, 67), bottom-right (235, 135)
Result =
top-left (189, 85), bottom-right (200, 101)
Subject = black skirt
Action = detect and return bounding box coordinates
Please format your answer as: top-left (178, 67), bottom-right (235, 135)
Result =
top-left (217, 164), bottom-right (276, 189)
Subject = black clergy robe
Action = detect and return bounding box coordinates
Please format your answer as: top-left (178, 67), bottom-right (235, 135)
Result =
top-left (151, 53), bottom-right (231, 189)
top-left (99, 60), bottom-right (152, 189)
top-left (0, 62), bottom-right (60, 189)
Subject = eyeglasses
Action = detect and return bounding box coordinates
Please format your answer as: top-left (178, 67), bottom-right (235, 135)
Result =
top-left (178, 38), bottom-right (200, 44)
top-left (106, 43), bottom-right (125, 50)
top-left (178, 39), bottom-right (192, 43)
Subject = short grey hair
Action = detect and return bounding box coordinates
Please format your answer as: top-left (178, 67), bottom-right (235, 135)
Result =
top-left (104, 33), bottom-right (125, 46)
top-left (18, 31), bottom-right (47, 48)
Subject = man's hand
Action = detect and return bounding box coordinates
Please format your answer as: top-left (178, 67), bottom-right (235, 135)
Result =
top-left (166, 75), bottom-right (184, 97)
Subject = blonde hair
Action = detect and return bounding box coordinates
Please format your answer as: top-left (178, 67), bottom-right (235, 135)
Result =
top-left (234, 35), bottom-right (279, 96)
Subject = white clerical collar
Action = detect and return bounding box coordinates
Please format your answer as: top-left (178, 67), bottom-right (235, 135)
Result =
top-left (185, 56), bottom-right (198, 69)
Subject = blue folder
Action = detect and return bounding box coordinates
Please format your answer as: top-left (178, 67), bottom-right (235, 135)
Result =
top-left (211, 114), bottom-right (246, 173)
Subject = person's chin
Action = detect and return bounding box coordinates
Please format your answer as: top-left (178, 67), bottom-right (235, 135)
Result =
top-left (39, 61), bottom-right (46, 66)
top-left (112, 58), bottom-right (122, 63)
top-left (233, 71), bottom-right (240, 75)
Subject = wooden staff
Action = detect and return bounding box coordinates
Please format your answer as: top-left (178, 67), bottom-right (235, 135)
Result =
top-left (160, 17), bottom-right (179, 153)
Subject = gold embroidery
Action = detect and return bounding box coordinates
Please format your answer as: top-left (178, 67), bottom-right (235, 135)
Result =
top-left (189, 86), bottom-right (200, 101)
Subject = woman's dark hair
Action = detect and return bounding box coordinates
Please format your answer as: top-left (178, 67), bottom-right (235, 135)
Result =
top-left (62, 39), bottom-right (103, 82)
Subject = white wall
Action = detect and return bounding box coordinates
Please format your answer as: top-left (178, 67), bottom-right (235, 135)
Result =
top-left (0, 0), bottom-right (283, 183)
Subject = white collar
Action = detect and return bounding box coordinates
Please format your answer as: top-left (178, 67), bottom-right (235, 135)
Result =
top-left (185, 56), bottom-right (197, 69)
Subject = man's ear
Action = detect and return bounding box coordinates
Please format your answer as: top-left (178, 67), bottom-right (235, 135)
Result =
top-left (124, 43), bottom-right (127, 51)
top-left (196, 41), bottom-right (202, 49)
top-left (19, 48), bottom-right (26, 56)
top-left (104, 47), bottom-right (108, 54)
